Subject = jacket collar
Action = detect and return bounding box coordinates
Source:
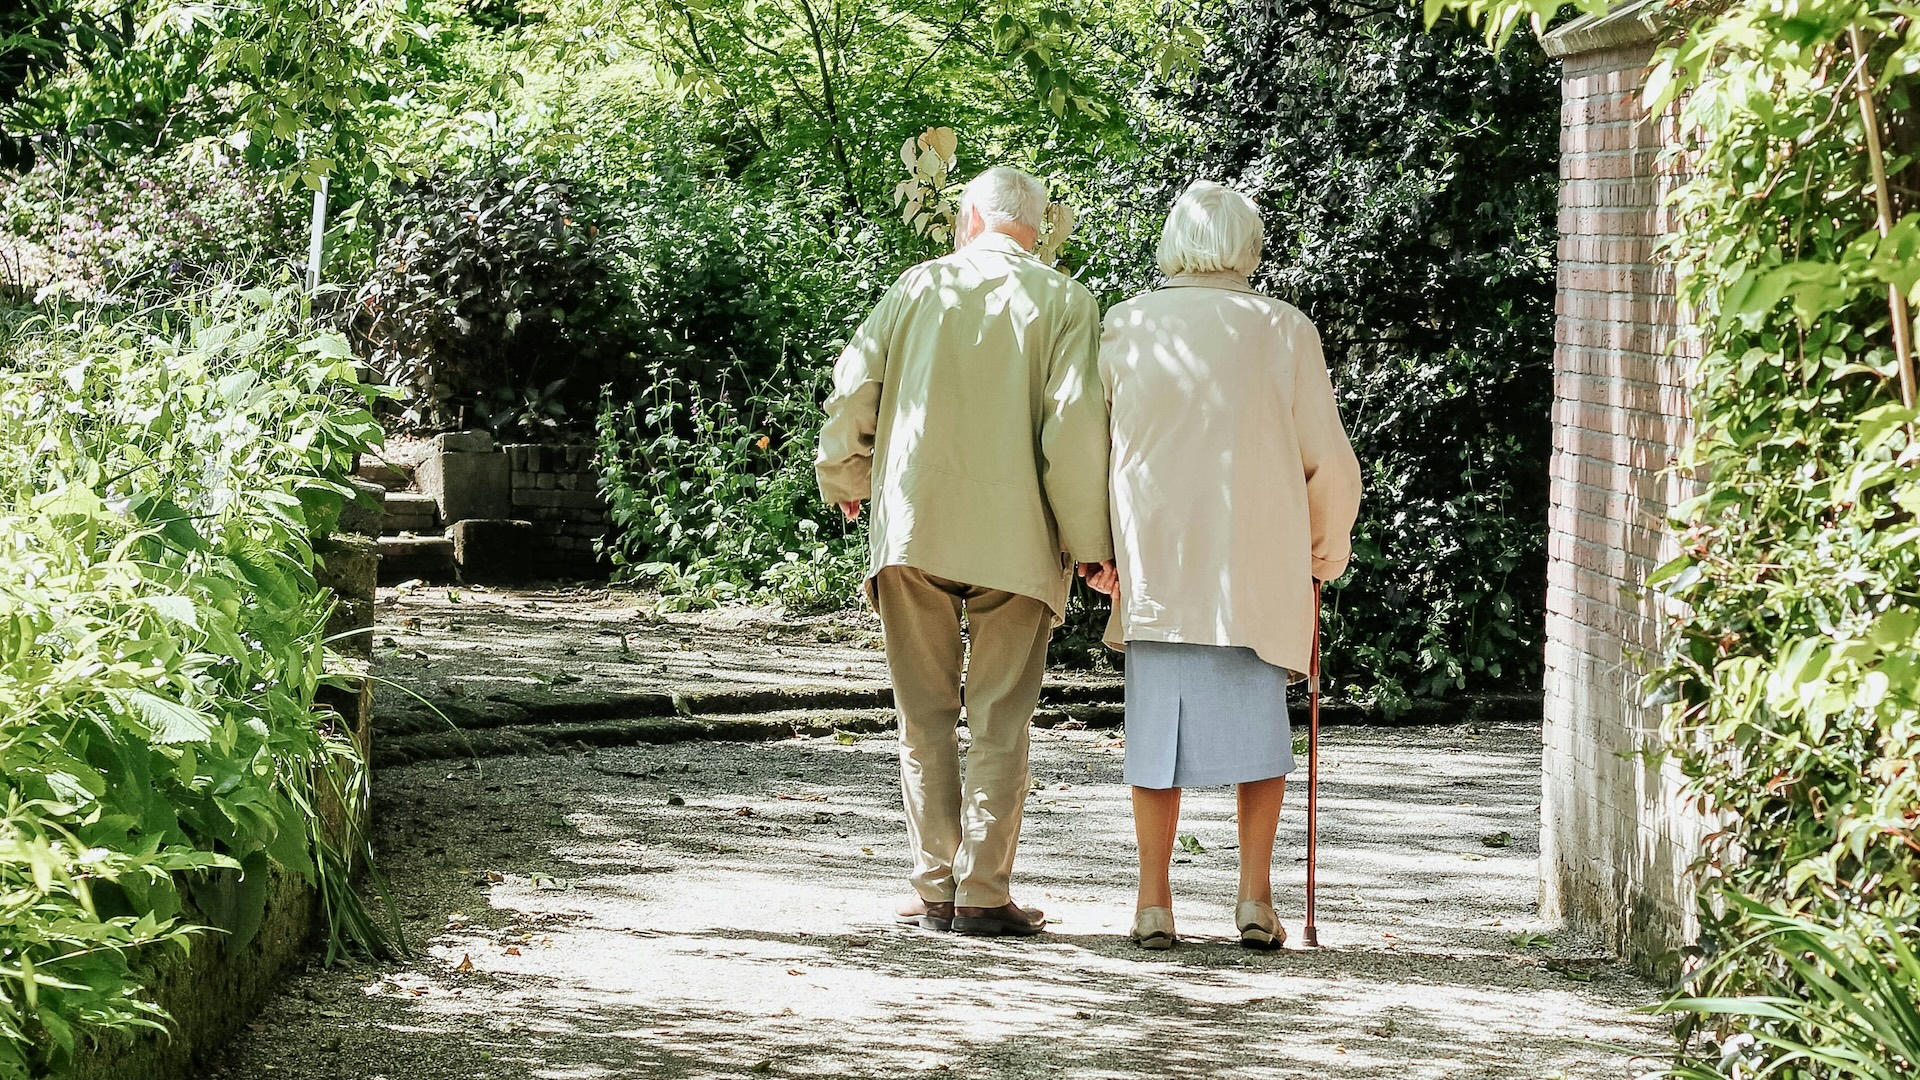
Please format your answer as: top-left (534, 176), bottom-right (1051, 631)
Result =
top-left (964, 231), bottom-right (1038, 259)
top-left (1162, 271), bottom-right (1257, 294)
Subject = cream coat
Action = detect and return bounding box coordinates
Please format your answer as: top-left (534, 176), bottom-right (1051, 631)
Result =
top-left (1099, 272), bottom-right (1362, 679)
top-left (816, 232), bottom-right (1113, 619)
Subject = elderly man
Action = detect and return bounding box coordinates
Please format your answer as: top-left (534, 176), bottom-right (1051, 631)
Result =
top-left (816, 166), bottom-right (1113, 937)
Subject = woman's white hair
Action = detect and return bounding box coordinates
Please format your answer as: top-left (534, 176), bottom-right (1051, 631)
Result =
top-left (1157, 180), bottom-right (1265, 278)
top-left (959, 166), bottom-right (1049, 233)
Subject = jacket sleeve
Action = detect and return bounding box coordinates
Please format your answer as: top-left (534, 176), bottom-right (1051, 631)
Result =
top-left (1291, 319), bottom-right (1362, 582)
top-left (1040, 284), bottom-right (1114, 563)
top-left (815, 281), bottom-right (900, 505)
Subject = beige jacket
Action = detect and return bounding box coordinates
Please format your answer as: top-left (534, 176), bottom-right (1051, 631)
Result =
top-left (816, 232), bottom-right (1113, 618)
top-left (1099, 272), bottom-right (1362, 678)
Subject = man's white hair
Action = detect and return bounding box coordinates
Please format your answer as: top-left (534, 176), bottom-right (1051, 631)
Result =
top-left (959, 166), bottom-right (1049, 234)
top-left (1157, 180), bottom-right (1265, 277)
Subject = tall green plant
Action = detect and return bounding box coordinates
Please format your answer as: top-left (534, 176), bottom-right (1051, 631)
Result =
top-left (0, 288), bottom-right (392, 1076)
top-left (1657, 901), bottom-right (1920, 1080)
top-left (595, 367), bottom-right (865, 612)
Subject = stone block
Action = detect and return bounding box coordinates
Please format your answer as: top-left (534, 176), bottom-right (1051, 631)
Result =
top-left (338, 479), bottom-right (386, 538)
top-left (450, 518), bottom-right (542, 580)
top-left (355, 459), bottom-right (411, 491)
top-left (323, 599), bottom-right (375, 658)
top-left (417, 449), bottom-right (511, 524)
top-left (435, 429), bottom-right (495, 454)
top-left (316, 654), bottom-right (375, 761)
top-left (381, 491), bottom-right (439, 533)
top-left (377, 535), bottom-right (457, 584)
top-left (536, 471), bottom-right (557, 490)
top-left (316, 535), bottom-right (381, 602)
top-left (511, 488), bottom-right (570, 510)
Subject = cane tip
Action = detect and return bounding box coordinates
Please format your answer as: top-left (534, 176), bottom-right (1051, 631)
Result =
top-left (1300, 926), bottom-right (1320, 949)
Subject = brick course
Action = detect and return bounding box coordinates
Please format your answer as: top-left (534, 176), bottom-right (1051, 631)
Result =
top-left (1542, 40), bottom-right (1703, 974)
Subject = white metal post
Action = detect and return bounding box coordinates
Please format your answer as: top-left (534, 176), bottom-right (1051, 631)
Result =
top-left (306, 177), bottom-right (330, 292)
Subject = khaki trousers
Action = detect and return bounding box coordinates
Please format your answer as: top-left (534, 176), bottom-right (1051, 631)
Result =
top-left (872, 565), bottom-right (1052, 909)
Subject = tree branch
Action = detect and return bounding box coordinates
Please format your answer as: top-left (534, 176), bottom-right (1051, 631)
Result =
top-left (1849, 24), bottom-right (1917, 410)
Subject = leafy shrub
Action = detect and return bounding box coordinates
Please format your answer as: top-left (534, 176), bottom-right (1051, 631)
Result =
top-left (350, 159), bottom-right (633, 430)
top-left (595, 367), bottom-right (865, 613)
top-left (559, 92), bottom-right (899, 387)
top-left (0, 288), bottom-right (389, 1076)
top-left (1163, 2), bottom-right (1559, 709)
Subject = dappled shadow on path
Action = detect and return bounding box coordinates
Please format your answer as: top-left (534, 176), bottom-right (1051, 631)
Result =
top-left (211, 724), bottom-right (1670, 1080)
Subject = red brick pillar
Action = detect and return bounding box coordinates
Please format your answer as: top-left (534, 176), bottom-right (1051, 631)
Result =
top-left (1541, 9), bottom-right (1700, 973)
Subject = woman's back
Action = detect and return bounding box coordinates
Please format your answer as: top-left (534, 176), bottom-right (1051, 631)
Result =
top-left (1100, 274), bottom-right (1359, 679)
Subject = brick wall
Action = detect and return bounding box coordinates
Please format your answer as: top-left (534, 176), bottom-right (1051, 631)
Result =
top-left (503, 443), bottom-right (610, 556)
top-left (1542, 39), bottom-right (1702, 972)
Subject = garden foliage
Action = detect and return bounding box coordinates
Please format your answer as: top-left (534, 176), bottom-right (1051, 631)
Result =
top-left (1, 147), bottom-right (303, 300)
top-left (1431, 0), bottom-right (1920, 1073)
top-left (7, 0), bottom-right (1567, 696)
top-left (351, 160), bottom-right (629, 429)
top-left (595, 370), bottom-right (865, 612)
top-left (0, 290), bottom-right (389, 1075)
top-left (1641, 6), bottom-right (1920, 1074)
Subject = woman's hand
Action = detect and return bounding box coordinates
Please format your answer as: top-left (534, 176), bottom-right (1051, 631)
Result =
top-left (839, 500), bottom-right (862, 522)
top-left (1078, 560), bottom-right (1119, 597)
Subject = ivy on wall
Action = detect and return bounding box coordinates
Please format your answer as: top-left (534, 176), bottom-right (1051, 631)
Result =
top-left (1432, 0), bottom-right (1920, 1073)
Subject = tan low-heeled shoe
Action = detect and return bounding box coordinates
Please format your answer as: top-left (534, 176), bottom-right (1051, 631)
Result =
top-left (1236, 900), bottom-right (1285, 950)
top-left (1130, 906), bottom-right (1176, 950)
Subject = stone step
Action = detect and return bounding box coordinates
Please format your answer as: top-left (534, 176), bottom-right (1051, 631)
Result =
top-left (377, 534), bottom-right (455, 584)
top-left (356, 459), bottom-right (413, 491)
top-left (382, 491), bottom-right (439, 532)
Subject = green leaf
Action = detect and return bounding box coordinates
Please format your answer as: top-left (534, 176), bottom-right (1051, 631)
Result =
top-left (138, 595), bottom-right (201, 631)
top-left (113, 690), bottom-right (217, 745)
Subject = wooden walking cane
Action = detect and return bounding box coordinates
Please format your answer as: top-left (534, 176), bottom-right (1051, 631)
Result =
top-left (1302, 580), bottom-right (1323, 948)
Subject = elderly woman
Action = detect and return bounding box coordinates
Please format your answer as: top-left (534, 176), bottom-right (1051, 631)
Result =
top-left (1092, 181), bottom-right (1362, 950)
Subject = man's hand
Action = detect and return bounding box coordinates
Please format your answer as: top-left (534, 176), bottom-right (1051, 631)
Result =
top-left (840, 500), bottom-right (862, 522)
top-left (1077, 559), bottom-right (1118, 597)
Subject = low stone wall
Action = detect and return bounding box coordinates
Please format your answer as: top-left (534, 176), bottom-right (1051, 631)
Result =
top-left (70, 660), bottom-right (374, 1080)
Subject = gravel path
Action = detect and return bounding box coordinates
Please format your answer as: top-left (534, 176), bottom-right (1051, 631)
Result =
top-left (212, 722), bottom-right (1670, 1079)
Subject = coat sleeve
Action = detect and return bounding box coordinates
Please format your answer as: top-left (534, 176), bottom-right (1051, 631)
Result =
top-left (815, 281), bottom-right (900, 505)
top-left (1040, 284), bottom-right (1114, 563)
top-left (1291, 319), bottom-right (1362, 582)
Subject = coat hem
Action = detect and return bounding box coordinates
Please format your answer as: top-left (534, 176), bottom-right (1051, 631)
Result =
top-left (863, 557), bottom-right (1069, 625)
top-left (1102, 626), bottom-right (1308, 683)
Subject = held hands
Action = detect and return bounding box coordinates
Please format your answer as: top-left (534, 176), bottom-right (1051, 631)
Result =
top-left (1077, 559), bottom-right (1118, 597)
top-left (840, 501), bottom-right (862, 522)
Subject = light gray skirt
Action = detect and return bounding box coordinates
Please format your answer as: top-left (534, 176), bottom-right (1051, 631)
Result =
top-left (1123, 640), bottom-right (1295, 790)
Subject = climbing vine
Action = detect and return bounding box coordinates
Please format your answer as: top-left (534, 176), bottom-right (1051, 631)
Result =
top-left (1432, 0), bottom-right (1920, 1074)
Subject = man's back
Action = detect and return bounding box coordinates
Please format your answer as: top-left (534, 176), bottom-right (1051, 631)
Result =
top-left (816, 231), bottom-right (1111, 615)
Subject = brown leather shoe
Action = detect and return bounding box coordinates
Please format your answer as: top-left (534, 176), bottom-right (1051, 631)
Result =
top-left (896, 896), bottom-right (954, 931)
top-left (952, 901), bottom-right (1046, 937)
